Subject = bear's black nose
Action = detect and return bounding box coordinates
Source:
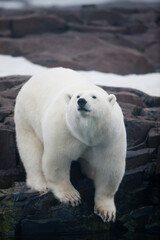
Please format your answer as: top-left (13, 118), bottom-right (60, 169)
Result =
top-left (77, 98), bottom-right (87, 108)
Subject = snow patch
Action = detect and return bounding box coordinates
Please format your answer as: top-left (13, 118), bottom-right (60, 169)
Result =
top-left (0, 55), bottom-right (47, 76)
top-left (79, 71), bottom-right (160, 97)
top-left (0, 54), bottom-right (159, 97)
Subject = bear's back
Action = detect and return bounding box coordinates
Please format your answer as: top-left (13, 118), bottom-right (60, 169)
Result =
top-left (16, 68), bottom-right (104, 114)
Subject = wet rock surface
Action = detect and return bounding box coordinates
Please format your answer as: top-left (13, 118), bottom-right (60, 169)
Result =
top-left (0, 3), bottom-right (160, 240)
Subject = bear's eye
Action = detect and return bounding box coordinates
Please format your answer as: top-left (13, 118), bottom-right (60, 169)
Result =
top-left (92, 96), bottom-right (96, 99)
top-left (77, 95), bottom-right (80, 98)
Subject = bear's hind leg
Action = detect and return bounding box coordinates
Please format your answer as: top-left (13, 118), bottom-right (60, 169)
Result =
top-left (16, 127), bottom-right (48, 193)
top-left (79, 156), bottom-right (95, 180)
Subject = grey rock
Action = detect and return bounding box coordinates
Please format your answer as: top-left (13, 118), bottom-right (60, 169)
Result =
top-left (126, 148), bottom-right (155, 170)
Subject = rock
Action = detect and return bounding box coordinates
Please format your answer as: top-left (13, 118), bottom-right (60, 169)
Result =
top-left (125, 119), bottom-right (156, 148)
top-left (123, 206), bottom-right (155, 232)
top-left (115, 92), bottom-right (144, 106)
top-left (12, 15), bottom-right (68, 37)
top-left (0, 107), bottom-right (12, 122)
top-left (0, 31), bottom-right (154, 74)
top-left (147, 128), bottom-right (160, 148)
top-left (126, 148), bottom-right (155, 170)
top-left (0, 129), bottom-right (17, 170)
top-left (0, 167), bottom-right (159, 239)
top-left (144, 96), bottom-right (160, 108)
top-left (121, 166), bottom-right (146, 190)
top-left (143, 162), bottom-right (156, 180)
top-left (0, 168), bottom-right (25, 189)
top-left (145, 222), bottom-right (160, 234)
top-left (130, 206), bottom-right (154, 219)
top-left (123, 22), bottom-right (147, 35)
top-left (0, 6), bottom-right (158, 74)
top-left (119, 103), bottom-right (142, 119)
top-left (0, 75), bottom-right (28, 91)
top-left (122, 204), bottom-right (160, 233)
top-left (80, 8), bottom-right (127, 26)
top-left (0, 76), bottom-right (29, 180)
top-left (102, 86), bottom-right (160, 108)
top-left (122, 162), bottom-right (155, 190)
top-left (140, 107), bottom-right (160, 121)
top-left (0, 18), bottom-right (10, 31)
top-left (127, 141), bottom-right (147, 151)
top-left (156, 146), bottom-right (160, 175)
top-left (0, 180), bottom-right (109, 238)
top-left (145, 42), bottom-right (160, 70)
top-left (0, 18), bottom-right (11, 37)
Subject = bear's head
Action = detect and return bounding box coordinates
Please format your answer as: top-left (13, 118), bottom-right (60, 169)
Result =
top-left (65, 90), bottom-right (116, 117)
top-left (65, 90), bottom-right (117, 146)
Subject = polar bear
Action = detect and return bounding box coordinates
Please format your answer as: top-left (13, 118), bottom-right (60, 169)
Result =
top-left (14, 67), bottom-right (126, 222)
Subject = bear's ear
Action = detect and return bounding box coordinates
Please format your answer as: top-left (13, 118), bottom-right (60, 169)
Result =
top-left (108, 94), bottom-right (116, 106)
top-left (65, 93), bottom-right (73, 104)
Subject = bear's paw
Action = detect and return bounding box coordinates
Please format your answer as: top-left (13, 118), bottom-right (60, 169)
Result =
top-left (94, 198), bottom-right (116, 222)
top-left (50, 182), bottom-right (81, 207)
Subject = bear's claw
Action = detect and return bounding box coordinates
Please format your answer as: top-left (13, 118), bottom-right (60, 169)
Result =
top-left (64, 191), bottom-right (81, 207)
top-left (51, 183), bottom-right (81, 207)
top-left (61, 196), bottom-right (81, 207)
top-left (68, 198), bottom-right (81, 207)
top-left (94, 206), bottom-right (116, 222)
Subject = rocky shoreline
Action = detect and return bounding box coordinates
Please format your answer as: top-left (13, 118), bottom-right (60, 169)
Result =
top-left (0, 3), bottom-right (160, 240)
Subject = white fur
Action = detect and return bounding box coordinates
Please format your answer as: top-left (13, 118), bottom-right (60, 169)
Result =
top-left (14, 67), bottom-right (126, 222)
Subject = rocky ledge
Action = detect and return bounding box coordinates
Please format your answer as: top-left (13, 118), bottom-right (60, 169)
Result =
top-left (0, 75), bottom-right (160, 239)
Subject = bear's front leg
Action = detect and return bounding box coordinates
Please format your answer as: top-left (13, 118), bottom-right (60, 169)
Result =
top-left (94, 187), bottom-right (116, 222)
top-left (42, 149), bottom-right (81, 207)
top-left (92, 149), bottom-right (125, 222)
top-left (93, 163), bottom-right (125, 222)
